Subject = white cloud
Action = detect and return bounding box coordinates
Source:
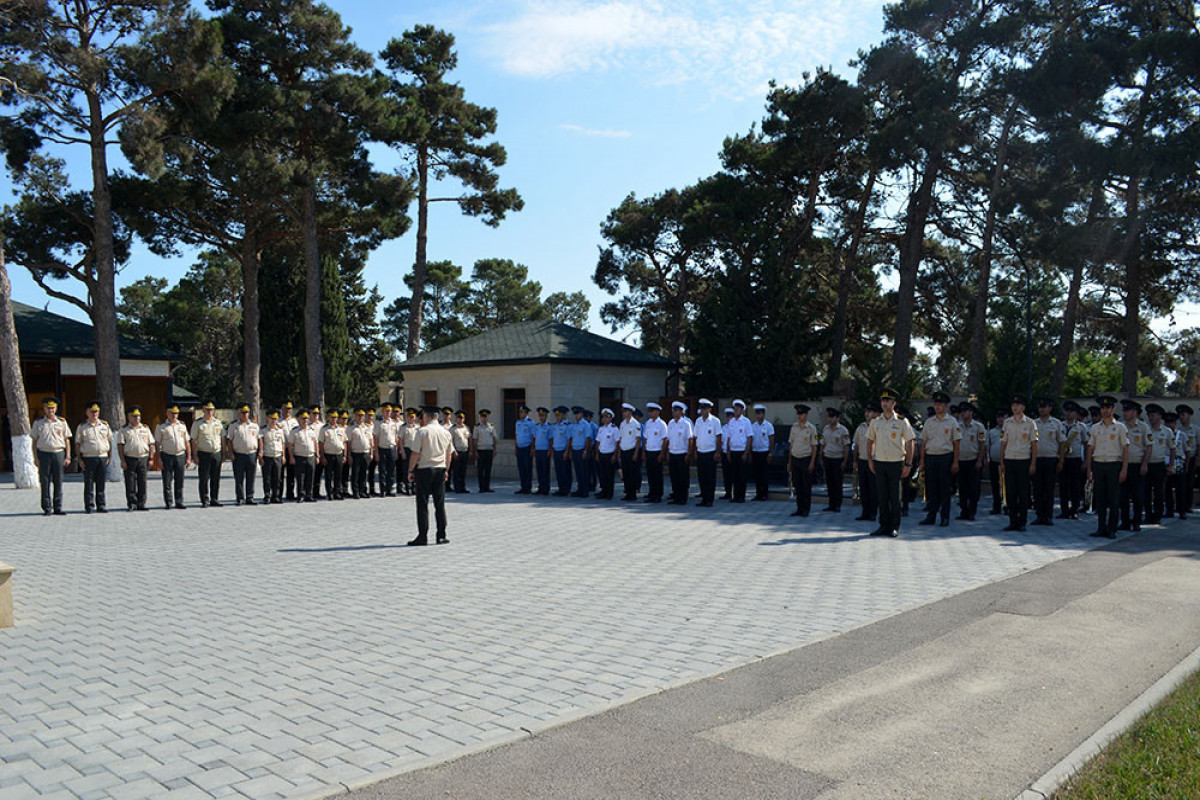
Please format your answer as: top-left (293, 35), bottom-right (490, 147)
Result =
top-left (479, 0), bottom-right (882, 98)
top-left (558, 123), bottom-right (633, 138)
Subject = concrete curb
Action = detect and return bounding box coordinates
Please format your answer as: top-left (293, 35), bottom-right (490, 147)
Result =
top-left (1013, 640), bottom-right (1200, 800)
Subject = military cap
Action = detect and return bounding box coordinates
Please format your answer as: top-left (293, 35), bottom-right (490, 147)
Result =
top-left (355, 408), bottom-right (367, 415)
top-left (1010, 395), bottom-right (1027, 406)
top-left (571, 405), bottom-right (584, 414)
top-left (406, 407), bottom-right (418, 415)
top-left (698, 398), bottom-right (714, 407)
top-left (128, 405), bottom-right (143, 416)
top-left (794, 403), bottom-right (810, 414)
top-left (381, 402), bottom-right (392, 411)
top-left (1176, 404), bottom-right (1194, 416)
top-left (1063, 400), bottom-right (1082, 413)
top-left (283, 400), bottom-right (294, 409)
top-left (1088, 405), bottom-right (1101, 415)
top-left (732, 399), bottom-right (746, 409)
top-left (1097, 395), bottom-right (1118, 408)
top-left (621, 402), bottom-right (635, 411)
top-left (949, 403), bottom-right (960, 413)
top-left (646, 402), bottom-right (662, 411)
top-left (724, 408), bottom-right (734, 416)
top-left (554, 405), bottom-right (569, 413)
top-left (601, 407), bottom-right (614, 417)
top-left (536, 406), bottom-right (550, 413)
top-left (959, 401), bottom-right (977, 414)
top-left (1036, 397), bottom-right (1054, 408)
top-left (1145, 403), bottom-right (1165, 415)
top-left (633, 408), bottom-right (643, 418)
top-left (753, 403), bottom-right (766, 411)
top-left (1164, 411), bottom-right (1178, 423)
top-left (671, 400), bottom-right (687, 410)
top-left (340, 410), bottom-right (350, 419)
top-left (166, 403), bottom-right (180, 413)
top-left (454, 410), bottom-right (466, 418)
top-left (86, 400), bottom-right (101, 411)
top-left (931, 391), bottom-right (951, 404)
top-left (42, 396), bottom-right (59, 408)
top-left (236, 403), bottom-right (251, 412)
top-left (1120, 398), bottom-right (1142, 412)
top-left (584, 409), bottom-right (595, 418)
top-left (309, 404), bottom-right (321, 413)
top-left (297, 410), bottom-right (310, 419)
top-left (202, 400), bottom-right (216, 410)
top-left (519, 404), bottom-right (530, 412)
top-left (267, 409), bottom-right (280, 419)
top-left (880, 388), bottom-right (899, 401)
top-left (827, 407), bottom-right (841, 417)
top-left (479, 409), bottom-right (491, 415)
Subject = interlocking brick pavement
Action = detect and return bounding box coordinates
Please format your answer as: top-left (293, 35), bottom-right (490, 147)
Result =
top-left (0, 475), bottom-right (1118, 799)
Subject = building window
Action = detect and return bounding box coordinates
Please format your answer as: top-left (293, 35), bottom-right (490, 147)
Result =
top-left (459, 389), bottom-right (476, 424)
top-left (502, 388), bottom-right (525, 439)
top-left (599, 387), bottom-right (624, 414)
top-left (422, 390), bottom-right (438, 408)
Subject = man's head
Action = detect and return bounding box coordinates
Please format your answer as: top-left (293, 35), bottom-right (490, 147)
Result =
top-left (753, 404), bottom-right (766, 421)
top-left (517, 404), bottom-right (529, 419)
top-left (1010, 395), bottom-right (1027, 417)
top-left (85, 400), bottom-right (101, 421)
top-left (480, 409), bottom-right (492, 424)
top-left (647, 402), bottom-right (662, 419)
top-left (621, 403), bottom-right (634, 421)
top-left (880, 388), bottom-right (899, 415)
top-left (1146, 403), bottom-right (1164, 426)
top-left (128, 406), bottom-right (143, 425)
top-left (932, 391), bottom-right (950, 416)
top-left (671, 400), bottom-right (686, 420)
top-left (1121, 399), bottom-right (1141, 423)
top-left (267, 409), bottom-right (280, 426)
top-left (1097, 395), bottom-right (1117, 421)
top-left (794, 403), bottom-right (810, 423)
top-left (698, 399), bottom-right (713, 417)
top-left (826, 407), bottom-right (841, 425)
top-left (537, 406), bottom-right (549, 421)
top-left (202, 400), bottom-right (216, 419)
top-left (237, 403), bottom-right (251, 422)
top-left (732, 399), bottom-right (746, 418)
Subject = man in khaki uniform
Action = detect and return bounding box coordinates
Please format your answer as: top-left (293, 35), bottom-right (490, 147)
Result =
top-left (260, 409), bottom-right (287, 504)
top-left (471, 409), bottom-right (498, 493)
top-left (788, 404), bottom-right (819, 517)
top-left (287, 411), bottom-right (320, 502)
top-left (225, 403), bottom-right (261, 506)
top-left (408, 405), bottom-right (454, 546)
top-left (321, 410), bottom-right (349, 500)
top-left (1000, 395), bottom-right (1039, 532)
top-left (348, 409), bottom-right (375, 499)
top-left (821, 407), bottom-right (851, 513)
top-left (918, 391), bottom-right (960, 527)
top-left (33, 396), bottom-right (72, 516)
top-left (375, 403), bottom-right (399, 497)
top-left (449, 410), bottom-right (472, 493)
top-left (280, 401), bottom-right (299, 500)
top-left (853, 403), bottom-right (879, 522)
top-left (1120, 399), bottom-right (1151, 531)
top-left (955, 402), bottom-right (986, 521)
top-left (155, 403), bottom-right (190, 509)
top-left (400, 408), bottom-right (420, 495)
top-left (1085, 395), bottom-right (1128, 538)
top-left (118, 405), bottom-right (155, 511)
top-left (75, 399), bottom-right (114, 514)
top-left (867, 389), bottom-right (916, 538)
top-left (190, 401), bottom-right (225, 507)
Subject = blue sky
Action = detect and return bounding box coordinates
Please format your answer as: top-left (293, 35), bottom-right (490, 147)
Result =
top-left (2, 0), bottom-right (889, 339)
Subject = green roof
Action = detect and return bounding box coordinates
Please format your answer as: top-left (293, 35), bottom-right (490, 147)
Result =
top-left (401, 321), bottom-right (674, 370)
top-left (13, 301), bottom-right (179, 360)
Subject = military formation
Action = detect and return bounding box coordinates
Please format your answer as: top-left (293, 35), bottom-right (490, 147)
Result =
top-left (29, 390), bottom-right (1200, 542)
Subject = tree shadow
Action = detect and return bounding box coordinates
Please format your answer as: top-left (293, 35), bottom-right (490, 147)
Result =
top-left (278, 544), bottom-right (411, 553)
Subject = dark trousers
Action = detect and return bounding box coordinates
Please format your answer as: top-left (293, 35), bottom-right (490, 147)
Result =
top-left (1032, 457), bottom-right (1058, 522)
top-left (553, 449), bottom-right (571, 494)
top-left (824, 456), bottom-right (846, 511)
top-left (414, 466), bottom-right (447, 541)
top-left (379, 447), bottom-right (397, 495)
top-left (1004, 458), bottom-right (1031, 528)
top-left (620, 449), bottom-right (639, 498)
top-left (1166, 470), bottom-right (1179, 517)
top-left (324, 454), bottom-right (345, 499)
top-left (857, 459), bottom-right (877, 519)
top-left (263, 456), bottom-right (282, 502)
top-left (294, 455), bottom-right (315, 500)
top-left (921, 453), bottom-right (952, 522)
top-left (876, 460), bottom-right (903, 534)
top-left (791, 457), bottom-right (813, 515)
top-left (160, 452), bottom-right (185, 507)
top-left (123, 456), bottom-right (148, 509)
top-left (516, 445), bottom-right (533, 492)
top-left (1120, 467), bottom-right (1145, 528)
top-left (284, 457), bottom-right (296, 499)
top-left (477, 449), bottom-right (494, 491)
top-left (1181, 456), bottom-right (1196, 513)
top-left (1146, 461), bottom-right (1167, 522)
top-left (82, 455), bottom-right (109, 512)
top-left (535, 449), bottom-right (551, 494)
top-left (232, 452), bottom-right (257, 502)
top-left (1060, 458), bottom-right (1083, 516)
top-left (452, 450), bottom-right (469, 492)
top-left (729, 451), bottom-right (748, 501)
top-left (197, 450), bottom-right (221, 504)
top-left (989, 462), bottom-right (1003, 512)
top-left (633, 451), bottom-right (643, 494)
top-left (697, 451), bottom-right (718, 503)
top-left (669, 453), bottom-right (690, 502)
top-left (312, 459), bottom-right (324, 498)
top-left (1093, 461), bottom-right (1122, 534)
top-left (571, 450), bottom-right (590, 496)
top-left (645, 451), bottom-right (664, 500)
top-left (597, 452), bottom-right (616, 498)
top-left (957, 458), bottom-right (980, 518)
top-left (352, 452), bottom-right (370, 497)
top-left (721, 452), bottom-right (733, 497)
top-left (37, 449), bottom-right (65, 513)
top-left (752, 451), bottom-right (769, 499)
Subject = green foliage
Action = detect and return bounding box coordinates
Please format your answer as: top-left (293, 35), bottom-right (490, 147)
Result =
top-left (543, 291), bottom-right (590, 329)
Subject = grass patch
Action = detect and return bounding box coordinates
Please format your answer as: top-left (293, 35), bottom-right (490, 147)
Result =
top-left (1053, 667), bottom-right (1200, 799)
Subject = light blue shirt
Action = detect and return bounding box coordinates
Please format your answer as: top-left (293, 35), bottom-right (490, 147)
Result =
top-left (534, 420), bottom-right (551, 451)
top-left (570, 418), bottom-right (593, 449)
top-left (552, 419), bottom-right (571, 451)
top-left (514, 417), bottom-right (535, 447)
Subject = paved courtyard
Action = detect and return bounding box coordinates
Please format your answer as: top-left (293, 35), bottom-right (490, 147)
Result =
top-left (1, 476), bottom-right (1117, 800)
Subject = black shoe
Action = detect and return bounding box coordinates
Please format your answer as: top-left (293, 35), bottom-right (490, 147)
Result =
top-left (1002, 524), bottom-right (1019, 531)
top-left (43, 510), bottom-right (51, 516)
top-left (407, 537), bottom-right (427, 546)
top-left (436, 537), bottom-right (449, 545)
top-left (721, 494), bottom-right (731, 500)
top-left (752, 496), bottom-right (769, 502)
top-left (1017, 525), bottom-right (1027, 532)
top-left (697, 501), bottom-right (713, 507)
top-left (514, 489), bottom-right (530, 495)
top-left (854, 515), bottom-right (871, 521)
top-left (176, 504), bottom-right (187, 510)
top-left (732, 498), bottom-right (745, 504)
top-left (245, 499), bottom-right (257, 506)
top-left (790, 510), bottom-right (804, 517)
top-left (97, 508), bottom-right (108, 514)
top-left (53, 510), bottom-right (67, 516)
top-left (85, 509), bottom-right (93, 514)
top-left (1030, 519), bottom-right (1048, 526)
top-left (235, 500), bottom-right (244, 506)
top-left (210, 501), bottom-right (222, 507)
top-left (553, 491), bottom-right (570, 497)
top-left (918, 517), bottom-right (936, 526)
top-left (1119, 523), bottom-right (1132, 531)
top-left (939, 519), bottom-right (949, 527)
top-left (137, 506), bottom-right (148, 511)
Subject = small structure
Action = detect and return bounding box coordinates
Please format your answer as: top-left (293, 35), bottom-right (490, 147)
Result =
top-left (398, 321), bottom-right (674, 478)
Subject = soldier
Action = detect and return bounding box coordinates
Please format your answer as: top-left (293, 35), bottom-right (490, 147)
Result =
top-left (75, 400), bottom-right (114, 514)
top-left (692, 399), bottom-right (722, 506)
top-left (821, 407), bottom-right (852, 514)
top-left (750, 404), bottom-right (775, 501)
top-left (720, 407), bottom-right (735, 500)
top-left (190, 401), bottom-right (224, 508)
top-left (33, 398), bottom-right (72, 516)
top-left (867, 389), bottom-right (917, 538)
top-left (401, 408), bottom-right (420, 495)
top-left (225, 403), bottom-right (261, 506)
top-left (986, 409), bottom-right (1007, 515)
top-left (471, 409), bottom-right (498, 492)
top-left (666, 401), bottom-right (694, 504)
top-left (118, 406), bottom-right (154, 511)
top-left (1059, 401), bottom-right (1087, 520)
top-left (566, 406), bottom-right (593, 498)
top-left (1085, 395), bottom-right (1128, 538)
top-left (533, 406), bottom-right (552, 495)
top-left (641, 403), bottom-right (668, 503)
top-left (1164, 411), bottom-right (1182, 519)
top-left (320, 410), bottom-right (348, 500)
top-left (279, 401), bottom-right (298, 500)
top-left (348, 408), bottom-right (376, 499)
top-left (513, 404), bottom-right (536, 494)
top-left (585, 409), bottom-right (600, 492)
top-left (287, 410), bottom-right (320, 502)
top-left (955, 402), bottom-right (986, 521)
top-left (1120, 399), bottom-right (1150, 532)
top-left (724, 400), bottom-right (753, 503)
top-left (441, 406), bottom-right (454, 429)
top-left (407, 406), bottom-right (453, 546)
top-left (308, 405), bottom-right (326, 499)
top-left (260, 409), bottom-right (287, 504)
top-left (1030, 398), bottom-right (1064, 526)
top-left (1177, 404), bottom-right (1197, 518)
top-left (631, 408), bottom-right (646, 495)
top-left (853, 404), bottom-right (879, 522)
top-left (154, 403), bottom-right (190, 510)
top-left (375, 403), bottom-right (399, 497)
top-left (1000, 396), bottom-right (1038, 532)
top-left (616, 403), bottom-right (642, 501)
top-left (917, 393), bottom-right (958, 527)
top-left (1144, 403), bottom-right (1173, 525)
top-left (551, 406), bottom-right (572, 496)
top-left (339, 411), bottom-right (353, 489)
top-left (449, 410), bottom-right (471, 493)
top-left (788, 404), bottom-right (819, 517)
top-left (591, 408), bottom-right (619, 499)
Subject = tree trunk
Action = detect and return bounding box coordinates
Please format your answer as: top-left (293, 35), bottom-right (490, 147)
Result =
top-left (301, 183), bottom-right (325, 406)
top-left (828, 168), bottom-right (877, 386)
top-left (406, 145), bottom-right (430, 359)
top-left (0, 235), bottom-right (37, 488)
top-left (87, 89), bottom-right (125, 482)
top-left (967, 102), bottom-right (1018, 395)
top-left (1119, 179), bottom-right (1143, 394)
top-left (1049, 182), bottom-right (1104, 397)
top-left (241, 228), bottom-right (262, 418)
top-left (891, 153), bottom-right (942, 385)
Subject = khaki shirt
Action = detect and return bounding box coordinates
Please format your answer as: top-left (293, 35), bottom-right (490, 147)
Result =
top-left (1146, 424), bottom-right (1173, 463)
top-left (191, 417), bottom-right (224, 453)
top-left (921, 415), bottom-right (961, 456)
top-left (280, 416), bottom-right (299, 435)
top-left (401, 423), bottom-right (421, 450)
top-left (155, 420), bottom-right (190, 456)
top-left (1088, 420), bottom-right (1129, 462)
top-left (288, 426), bottom-right (320, 458)
top-left (868, 413), bottom-right (916, 463)
top-left (226, 420), bottom-right (260, 455)
top-left (853, 422), bottom-right (870, 460)
top-left (75, 420), bottom-right (113, 458)
top-left (32, 417), bottom-right (72, 452)
top-left (118, 424), bottom-right (154, 459)
top-left (348, 424), bottom-right (374, 454)
top-left (472, 422), bottom-right (498, 450)
top-left (788, 421), bottom-right (818, 458)
top-left (822, 423), bottom-right (850, 459)
top-left (260, 425), bottom-right (287, 458)
top-left (1034, 417), bottom-right (1065, 456)
top-left (1063, 421), bottom-right (1088, 459)
top-left (958, 420), bottom-right (986, 460)
top-left (322, 425), bottom-right (348, 456)
top-left (375, 418), bottom-right (399, 449)
top-left (414, 423), bottom-right (453, 469)
top-left (1125, 420), bottom-right (1149, 462)
top-left (986, 427), bottom-right (1004, 462)
top-left (450, 424), bottom-right (471, 452)
top-left (1001, 415), bottom-right (1038, 460)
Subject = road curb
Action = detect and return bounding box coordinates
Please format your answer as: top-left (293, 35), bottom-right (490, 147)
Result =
top-left (1013, 639), bottom-right (1200, 800)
